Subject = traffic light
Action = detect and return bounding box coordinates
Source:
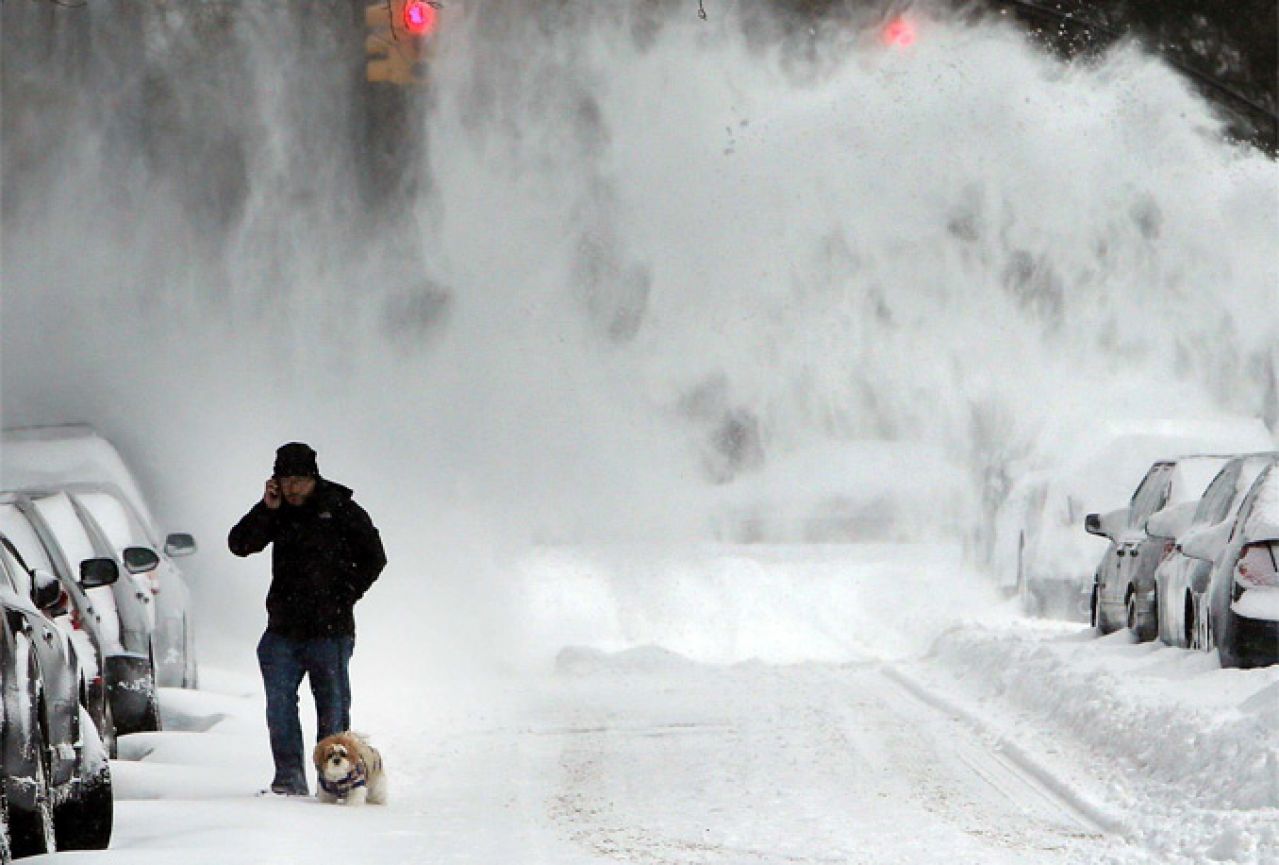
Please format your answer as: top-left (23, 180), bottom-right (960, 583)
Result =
top-left (882, 16), bottom-right (917, 48)
top-left (365, 0), bottom-right (438, 85)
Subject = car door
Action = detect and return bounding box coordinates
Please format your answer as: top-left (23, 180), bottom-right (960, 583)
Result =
top-left (0, 543), bottom-right (79, 786)
top-left (1106, 462), bottom-right (1173, 611)
top-left (0, 504), bottom-right (107, 680)
top-left (1161, 460), bottom-right (1243, 642)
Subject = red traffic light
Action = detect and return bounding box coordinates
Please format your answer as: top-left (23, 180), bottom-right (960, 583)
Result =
top-left (403, 0), bottom-right (437, 37)
top-left (883, 16), bottom-right (916, 48)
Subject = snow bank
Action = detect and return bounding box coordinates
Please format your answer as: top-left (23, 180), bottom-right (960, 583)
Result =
top-left (927, 623), bottom-right (1279, 863)
top-left (932, 625), bottom-right (1279, 810)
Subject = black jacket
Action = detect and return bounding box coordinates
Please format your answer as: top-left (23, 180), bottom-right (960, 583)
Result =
top-left (228, 479), bottom-right (386, 639)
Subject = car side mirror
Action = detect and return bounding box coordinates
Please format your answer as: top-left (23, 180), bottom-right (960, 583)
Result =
top-left (1086, 507), bottom-right (1129, 540)
top-left (122, 546), bottom-right (161, 574)
top-left (80, 558), bottom-right (120, 589)
top-left (31, 568), bottom-right (62, 611)
top-left (164, 533), bottom-right (197, 558)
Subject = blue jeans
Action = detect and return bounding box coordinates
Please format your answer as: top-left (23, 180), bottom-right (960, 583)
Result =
top-left (256, 631), bottom-right (354, 789)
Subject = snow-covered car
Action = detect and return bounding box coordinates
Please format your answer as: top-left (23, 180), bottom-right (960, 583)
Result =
top-left (15, 490), bottom-right (162, 735)
top-left (0, 536), bottom-right (114, 854)
top-left (1148, 453), bottom-right (1279, 649)
top-left (1181, 461), bottom-right (1279, 668)
top-left (993, 464), bottom-right (1115, 622)
top-left (703, 440), bottom-right (975, 544)
top-left (65, 484), bottom-right (198, 688)
top-left (0, 499), bottom-right (119, 757)
top-left (1087, 454), bottom-right (1239, 640)
top-left (993, 418), bottom-right (1275, 622)
top-left (0, 426), bottom-right (199, 688)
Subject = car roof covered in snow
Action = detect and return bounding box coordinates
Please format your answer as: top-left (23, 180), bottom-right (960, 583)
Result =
top-left (1015, 417), bottom-right (1275, 514)
top-left (0, 425), bottom-right (159, 536)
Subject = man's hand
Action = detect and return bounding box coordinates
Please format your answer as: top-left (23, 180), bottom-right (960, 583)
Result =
top-left (264, 478), bottom-right (282, 510)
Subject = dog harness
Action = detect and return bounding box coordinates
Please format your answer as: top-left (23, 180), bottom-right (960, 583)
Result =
top-left (319, 757), bottom-right (367, 799)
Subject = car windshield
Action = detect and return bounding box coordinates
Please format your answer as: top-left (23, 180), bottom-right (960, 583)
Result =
top-left (73, 490), bottom-right (151, 554)
top-left (1129, 463), bottom-right (1173, 525)
top-left (1193, 461), bottom-right (1242, 525)
top-left (0, 542), bottom-right (31, 596)
top-left (0, 503), bottom-right (56, 574)
top-left (31, 492), bottom-right (98, 575)
top-left (1171, 457), bottom-right (1233, 506)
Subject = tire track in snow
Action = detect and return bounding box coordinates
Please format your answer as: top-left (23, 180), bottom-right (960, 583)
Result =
top-left (545, 658), bottom-right (1133, 864)
top-left (877, 663), bottom-right (1127, 838)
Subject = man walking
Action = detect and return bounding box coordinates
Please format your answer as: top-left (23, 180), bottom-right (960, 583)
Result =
top-left (228, 442), bottom-right (386, 796)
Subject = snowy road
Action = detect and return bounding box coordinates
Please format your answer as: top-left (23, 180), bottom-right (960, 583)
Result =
top-left (34, 656), bottom-right (1139, 865)
top-left (35, 655), bottom-right (1125, 865)
top-left (536, 652), bottom-right (1119, 864)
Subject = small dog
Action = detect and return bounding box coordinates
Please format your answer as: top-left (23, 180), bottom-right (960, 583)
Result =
top-left (313, 731), bottom-right (387, 806)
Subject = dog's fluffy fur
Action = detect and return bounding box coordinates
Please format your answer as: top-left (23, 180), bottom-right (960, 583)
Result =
top-left (313, 731), bottom-right (387, 806)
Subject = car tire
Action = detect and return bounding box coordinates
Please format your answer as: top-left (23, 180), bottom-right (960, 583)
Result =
top-left (1183, 593), bottom-right (1197, 650)
top-left (8, 709), bottom-right (55, 858)
top-left (1091, 586), bottom-right (1102, 632)
top-left (53, 770), bottom-right (111, 850)
top-left (143, 643), bottom-right (162, 732)
top-left (0, 790), bottom-right (12, 865)
top-left (54, 708), bottom-right (112, 850)
top-left (102, 693), bottom-right (118, 759)
top-left (1216, 608), bottom-right (1243, 668)
top-left (1126, 587), bottom-right (1156, 642)
top-left (84, 674), bottom-right (117, 760)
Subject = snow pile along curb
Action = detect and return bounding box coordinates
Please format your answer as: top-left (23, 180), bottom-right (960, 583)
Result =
top-left (931, 625), bottom-right (1279, 812)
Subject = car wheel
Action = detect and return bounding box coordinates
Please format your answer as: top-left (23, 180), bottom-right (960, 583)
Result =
top-left (84, 674), bottom-right (117, 760)
top-left (1216, 607), bottom-right (1244, 668)
top-left (1183, 593), bottom-right (1196, 650)
top-left (53, 769), bottom-right (111, 850)
top-left (1126, 587), bottom-right (1156, 642)
top-left (54, 708), bottom-right (112, 850)
top-left (0, 788), bottom-right (12, 865)
top-left (101, 693), bottom-right (118, 759)
top-left (1091, 586), bottom-right (1102, 631)
top-left (8, 711), bottom-right (55, 858)
top-left (1200, 604), bottom-right (1214, 653)
top-left (141, 644), bottom-right (163, 731)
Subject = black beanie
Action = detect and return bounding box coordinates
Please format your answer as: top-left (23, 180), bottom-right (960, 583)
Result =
top-left (274, 442), bottom-right (319, 478)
